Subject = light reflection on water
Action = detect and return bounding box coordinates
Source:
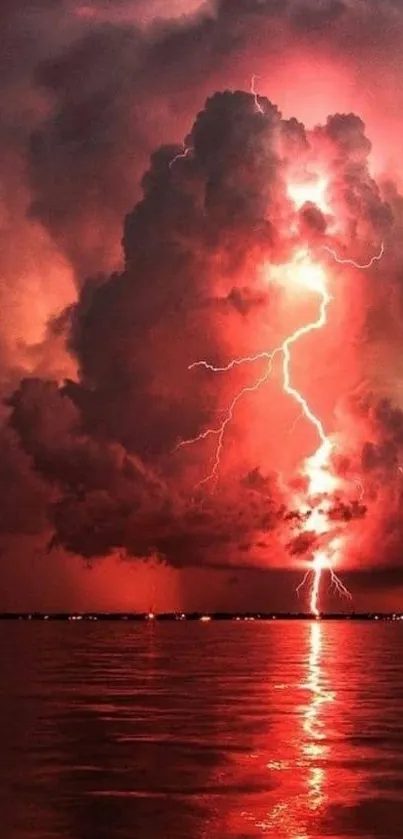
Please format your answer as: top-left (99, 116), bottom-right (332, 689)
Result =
top-left (254, 621), bottom-right (335, 837)
top-left (301, 622), bottom-right (333, 822)
top-left (303, 622), bottom-right (333, 812)
top-left (0, 621), bottom-right (403, 839)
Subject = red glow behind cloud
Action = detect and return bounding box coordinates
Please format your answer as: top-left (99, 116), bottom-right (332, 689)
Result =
top-left (253, 47), bottom-right (403, 185)
top-left (1, 0), bottom-right (403, 611)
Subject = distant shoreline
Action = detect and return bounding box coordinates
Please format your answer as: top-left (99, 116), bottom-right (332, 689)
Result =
top-left (0, 612), bottom-right (401, 622)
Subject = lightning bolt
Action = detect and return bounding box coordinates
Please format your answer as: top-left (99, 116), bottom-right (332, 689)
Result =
top-left (250, 74), bottom-right (264, 114)
top-left (188, 350), bottom-right (274, 374)
top-left (310, 560), bottom-right (323, 618)
top-left (178, 249), bottom-right (351, 613)
top-left (279, 281), bottom-right (351, 616)
top-left (169, 144), bottom-right (193, 169)
top-left (297, 551), bottom-right (352, 616)
top-left (322, 241), bottom-right (384, 269)
top-left (278, 274), bottom-right (353, 615)
top-left (353, 476), bottom-right (364, 502)
top-left (177, 208), bottom-right (385, 612)
top-left (178, 354), bottom-right (278, 489)
top-left (288, 410), bottom-right (304, 436)
top-left (282, 287), bottom-right (331, 447)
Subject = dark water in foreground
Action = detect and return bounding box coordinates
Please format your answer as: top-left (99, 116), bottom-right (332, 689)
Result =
top-left (1, 622), bottom-right (403, 839)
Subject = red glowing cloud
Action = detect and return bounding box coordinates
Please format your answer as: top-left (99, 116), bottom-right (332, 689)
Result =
top-left (2, 0), bottom-right (403, 610)
top-left (6, 88), bottom-right (395, 612)
top-left (174, 109), bottom-right (386, 613)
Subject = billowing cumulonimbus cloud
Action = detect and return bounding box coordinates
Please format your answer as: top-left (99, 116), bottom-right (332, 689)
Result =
top-left (7, 91), bottom-right (292, 564)
top-left (25, 0), bottom-right (403, 279)
top-left (5, 85), bottom-right (403, 576)
top-left (3, 1), bottom-right (403, 600)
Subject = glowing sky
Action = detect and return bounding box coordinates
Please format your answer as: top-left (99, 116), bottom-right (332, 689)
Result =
top-left (2, 0), bottom-right (403, 611)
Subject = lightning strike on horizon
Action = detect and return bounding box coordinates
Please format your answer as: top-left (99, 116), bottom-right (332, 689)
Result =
top-left (279, 275), bottom-right (353, 615)
top-left (297, 550), bottom-right (352, 616)
top-left (179, 246), bottom-right (351, 612)
top-left (310, 558), bottom-right (323, 618)
top-left (177, 160), bottom-right (384, 612)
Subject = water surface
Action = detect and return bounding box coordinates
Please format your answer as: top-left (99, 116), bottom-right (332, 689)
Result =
top-left (0, 621), bottom-right (402, 838)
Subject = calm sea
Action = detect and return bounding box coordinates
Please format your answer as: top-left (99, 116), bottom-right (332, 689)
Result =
top-left (0, 621), bottom-right (402, 838)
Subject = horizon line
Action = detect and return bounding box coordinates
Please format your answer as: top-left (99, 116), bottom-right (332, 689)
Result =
top-left (0, 611), bottom-right (401, 622)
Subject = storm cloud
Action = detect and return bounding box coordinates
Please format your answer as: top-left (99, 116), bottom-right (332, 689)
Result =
top-left (2, 0), bottom-right (403, 608)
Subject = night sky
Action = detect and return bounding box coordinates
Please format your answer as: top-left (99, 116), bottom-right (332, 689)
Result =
top-left (2, 0), bottom-right (403, 612)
